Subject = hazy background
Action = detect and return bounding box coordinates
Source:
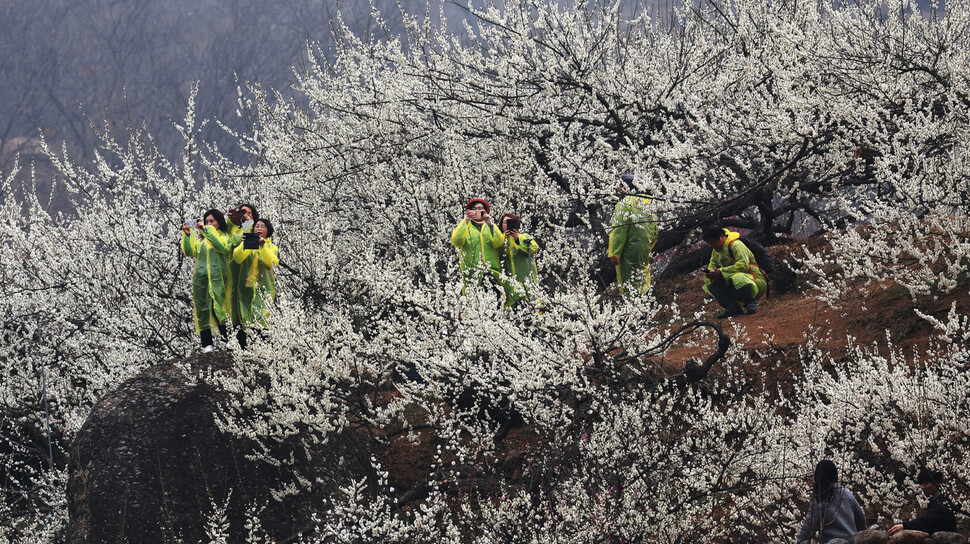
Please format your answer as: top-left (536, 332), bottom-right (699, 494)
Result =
top-left (0, 0), bottom-right (466, 192)
top-left (0, 0), bottom-right (944, 206)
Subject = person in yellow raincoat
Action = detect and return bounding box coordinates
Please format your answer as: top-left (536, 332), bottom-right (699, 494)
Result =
top-left (608, 175), bottom-right (658, 296)
top-left (231, 218), bottom-right (279, 349)
top-left (226, 203), bottom-right (257, 327)
top-left (181, 209), bottom-right (232, 351)
top-left (498, 213), bottom-right (539, 307)
top-left (451, 198), bottom-right (505, 295)
top-left (226, 203), bottom-right (258, 248)
top-left (700, 224), bottom-right (767, 319)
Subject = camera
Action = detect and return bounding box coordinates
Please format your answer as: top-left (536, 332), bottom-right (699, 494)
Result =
top-left (185, 218), bottom-right (198, 227)
top-left (242, 232), bottom-right (260, 249)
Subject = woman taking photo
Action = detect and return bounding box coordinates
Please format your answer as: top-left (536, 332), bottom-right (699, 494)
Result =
top-left (451, 198), bottom-right (505, 295)
top-left (795, 460), bottom-right (867, 544)
top-left (231, 218), bottom-right (279, 349)
top-left (498, 213), bottom-right (539, 307)
top-left (181, 209), bottom-right (232, 352)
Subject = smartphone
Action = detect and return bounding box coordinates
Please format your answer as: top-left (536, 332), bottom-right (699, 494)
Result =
top-left (185, 219), bottom-right (197, 227)
top-left (243, 232), bottom-right (260, 249)
top-left (505, 217), bottom-right (521, 232)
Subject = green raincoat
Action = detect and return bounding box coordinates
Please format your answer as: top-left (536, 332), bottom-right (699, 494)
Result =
top-left (227, 221), bottom-right (251, 326)
top-left (702, 230), bottom-right (767, 299)
top-left (608, 196), bottom-right (658, 295)
top-left (181, 226), bottom-right (232, 334)
top-left (231, 239), bottom-right (279, 328)
top-left (451, 219), bottom-right (506, 294)
top-left (501, 233), bottom-right (539, 306)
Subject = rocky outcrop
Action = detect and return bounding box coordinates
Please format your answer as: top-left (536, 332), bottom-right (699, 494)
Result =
top-left (67, 352), bottom-right (374, 544)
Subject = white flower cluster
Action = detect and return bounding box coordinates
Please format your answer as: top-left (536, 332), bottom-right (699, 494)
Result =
top-left (2, 0), bottom-right (970, 542)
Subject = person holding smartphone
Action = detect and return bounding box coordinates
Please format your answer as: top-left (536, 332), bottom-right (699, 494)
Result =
top-left (227, 202), bottom-right (260, 337)
top-left (231, 218), bottom-right (279, 349)
top-left (498, 213), bottom-right (539, 307)
top-left (451, 198), bottom-right (505, 295)
top-left (181, 209), bottom-right (232, 352)
top-left (226, 203), bottom-right (259, 247)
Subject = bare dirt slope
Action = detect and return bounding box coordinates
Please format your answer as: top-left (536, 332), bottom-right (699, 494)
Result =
top-left (658, 238), bottom-right (968, 365)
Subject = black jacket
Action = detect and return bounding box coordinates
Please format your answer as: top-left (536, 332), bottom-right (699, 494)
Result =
top-left (902, 492), bottom-right (958, 535)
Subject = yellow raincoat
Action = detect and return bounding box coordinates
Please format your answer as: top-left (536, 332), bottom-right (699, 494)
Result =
top-left (181, 226), bottom-right (232, 334)
top-left (702, 230), bottom-right (767, 299)
top-left (231, 239), bottom-right (279, 328)
top-left (451, 219), bottom-right (505, 294)
top-left (227, 221), bottom-right (252, 326)
top-left (608, 196), bottom-right (658, 295)
top-left (501, 233), bottom-right (539, 306)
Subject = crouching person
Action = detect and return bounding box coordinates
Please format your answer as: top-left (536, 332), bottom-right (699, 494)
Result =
top-left (700, 224), bottom-right (766, 319)
top-left (231, 218), bottom-right (279, 349)
top-left (888, 469), bottom-right (959, 538)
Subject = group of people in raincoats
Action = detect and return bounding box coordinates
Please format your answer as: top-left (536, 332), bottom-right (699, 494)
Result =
top-left (180, 203), bottom-right (279, 352)
top-left (451, 198), bottom-right (539, 307)
top-left (454, 174), bottom-right (768, 319)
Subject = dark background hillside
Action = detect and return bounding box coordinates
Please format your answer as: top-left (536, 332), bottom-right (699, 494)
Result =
top-left (0, 0), bottom-right (462, 212)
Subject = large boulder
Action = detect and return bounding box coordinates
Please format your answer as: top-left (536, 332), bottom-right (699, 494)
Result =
top-left (67, 352), bottom-right (374, 544)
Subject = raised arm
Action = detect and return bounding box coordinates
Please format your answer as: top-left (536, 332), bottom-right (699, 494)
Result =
top-left (181, 231), bottom-right (199, 258)
top-left (200, 227), bottom-right (232, 256)
top-left (451, 219), bottom-right (471, 248)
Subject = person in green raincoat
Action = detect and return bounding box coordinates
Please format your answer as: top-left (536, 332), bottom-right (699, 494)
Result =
top-left (181, 209), bottom-right (232, 351)
top-left (226, 203), bottom-right (258, 248)
top-left (497, 213), bottom-right (539, 307)
top-left (231, 217), bottom-right (279, 349)
top-left (608, 175), bottom-right (658, 296)
top-left (700, 224), bottom-right (767, 319)
top-left (451, 198), bottom-right (505, 295)
top-left (226, 203), bottom-right (257, 334)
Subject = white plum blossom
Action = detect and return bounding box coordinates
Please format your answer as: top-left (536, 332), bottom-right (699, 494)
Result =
top-left (2, 0), bottom-right (970, 542)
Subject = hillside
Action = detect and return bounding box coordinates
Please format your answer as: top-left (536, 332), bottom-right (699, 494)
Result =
top-left (373, 235), bottom-right (970, 542)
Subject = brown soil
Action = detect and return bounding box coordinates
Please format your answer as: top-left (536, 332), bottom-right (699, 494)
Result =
top-left (657, 237), bottom-right (969, 366)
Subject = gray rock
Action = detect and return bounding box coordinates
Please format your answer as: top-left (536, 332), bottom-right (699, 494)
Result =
top-left (854, 528), bottom-right (890, 544)
top-left (931, 532), bottom-right (968, 544)
top-left (67, 352), bottom-right (375, 544)
top-left (890, 529), bottom-right (932, 544)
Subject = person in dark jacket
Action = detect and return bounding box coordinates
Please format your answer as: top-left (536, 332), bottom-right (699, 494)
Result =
top-left (796, 460), bottom-right (867, 544)
top-left (888, 469), bottom-right (959, 536)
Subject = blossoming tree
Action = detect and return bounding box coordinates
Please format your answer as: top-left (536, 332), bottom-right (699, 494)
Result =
top-left (2, 0), bottom-right (969, 541)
